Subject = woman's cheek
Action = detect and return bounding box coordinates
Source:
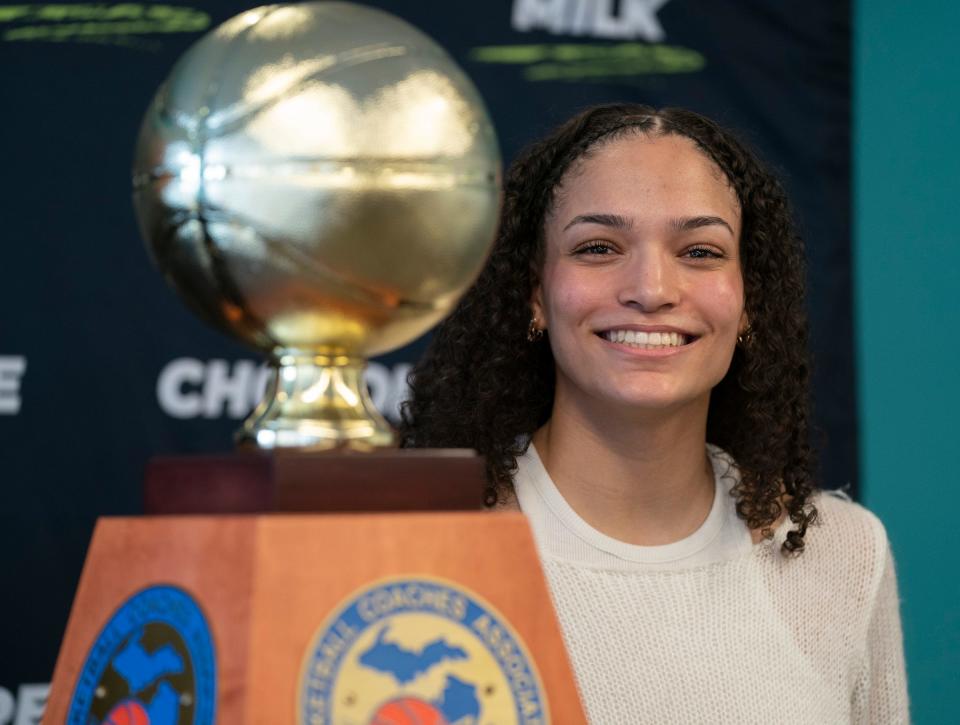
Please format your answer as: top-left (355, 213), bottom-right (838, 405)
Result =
top-left (701, 279), bottom-right (745, 321)
top-left (554, 274), bottom-right (601, 318)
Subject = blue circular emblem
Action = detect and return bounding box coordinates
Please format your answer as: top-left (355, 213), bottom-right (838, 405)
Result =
top-left (68, 585), bottom-right (216, 725)
top-left (299, 576), bottom-right (549, 725)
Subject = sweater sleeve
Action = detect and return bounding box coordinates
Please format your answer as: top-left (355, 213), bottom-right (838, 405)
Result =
top-left (852, 545), bottom-right (909, 724)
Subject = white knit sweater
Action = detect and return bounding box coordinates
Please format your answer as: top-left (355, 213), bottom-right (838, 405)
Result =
top-left (512, 444), bottom-right (909, 724)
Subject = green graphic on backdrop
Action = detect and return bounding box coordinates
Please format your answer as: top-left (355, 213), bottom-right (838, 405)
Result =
top-left (0, 4), bottom-right (209, 43)
top-left (470, 42), bottom-right (704, 81)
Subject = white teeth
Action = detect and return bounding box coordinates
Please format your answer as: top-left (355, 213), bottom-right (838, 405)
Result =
top-left (602, 330), bottom-right (687, 348)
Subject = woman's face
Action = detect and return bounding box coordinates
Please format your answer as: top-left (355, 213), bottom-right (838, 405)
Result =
top-left (533, 132), bottom-right (747, 417)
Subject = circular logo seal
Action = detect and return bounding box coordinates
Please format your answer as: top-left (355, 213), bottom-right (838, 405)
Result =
top-left (299, 576), bottom-right (549, 725)
top-left (67, 585), bottom-right (216, 725)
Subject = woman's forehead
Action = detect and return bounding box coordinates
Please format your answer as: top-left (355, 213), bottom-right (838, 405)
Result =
top-left (548, 133), bottom-right (741, 229)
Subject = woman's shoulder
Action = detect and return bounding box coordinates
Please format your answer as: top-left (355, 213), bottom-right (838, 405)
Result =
top-left (771, 490), bottom-right (893, 607)
top-left (807, 489), bottom-right (890, 557)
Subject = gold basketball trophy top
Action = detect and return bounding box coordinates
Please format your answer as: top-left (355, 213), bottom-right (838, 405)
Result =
top-left (133, 1), bottom-right (501, 451)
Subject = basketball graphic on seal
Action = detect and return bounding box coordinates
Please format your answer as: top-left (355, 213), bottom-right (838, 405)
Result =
top-left (103, 699), bottom-right (151, 725)
top-left (369, 697), bottom-right (449, 725)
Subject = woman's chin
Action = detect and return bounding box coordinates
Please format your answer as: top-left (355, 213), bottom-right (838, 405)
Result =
top-left (584, 386), bottom-right (711, 418)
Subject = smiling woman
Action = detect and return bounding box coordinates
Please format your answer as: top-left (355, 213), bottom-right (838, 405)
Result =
top-left (400, 105), bottom-right (907, 723)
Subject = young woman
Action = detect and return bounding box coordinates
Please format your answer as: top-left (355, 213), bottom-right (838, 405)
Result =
top-left (401, 104), bottom-right (907, 723)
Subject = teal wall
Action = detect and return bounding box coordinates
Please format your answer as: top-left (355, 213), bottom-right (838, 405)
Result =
top-left (855, 2), bottom-right (960, 723)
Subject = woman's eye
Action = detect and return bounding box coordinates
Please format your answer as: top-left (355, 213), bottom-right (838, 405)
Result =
top-left (685, 246), bottom-right (723, 260)
top-left (575, 242), bottom-right (614, 255)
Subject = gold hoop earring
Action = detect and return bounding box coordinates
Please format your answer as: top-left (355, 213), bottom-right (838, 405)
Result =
top-left (527, 317), bottom-right (544, 342)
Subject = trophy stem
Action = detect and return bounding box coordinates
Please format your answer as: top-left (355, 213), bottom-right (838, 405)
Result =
top-left (237, 350), bottom-right (395, 451)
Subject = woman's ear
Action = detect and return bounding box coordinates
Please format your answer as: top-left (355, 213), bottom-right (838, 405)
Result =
top-left (530, 284), bottom-right (545, 329)
top-left (527, 284), bottom-right (547, 341)
top-left (736, 310), bottom-right (752, 347)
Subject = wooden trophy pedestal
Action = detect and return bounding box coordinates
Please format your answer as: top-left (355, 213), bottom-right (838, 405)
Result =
top-left (44, 453), bottom-right (587, 724)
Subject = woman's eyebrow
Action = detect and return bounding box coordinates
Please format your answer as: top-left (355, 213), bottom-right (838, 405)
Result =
top-left (670, 215), bottom-right (734, 236)
top-left (562, 213), bottom-right (632, 232)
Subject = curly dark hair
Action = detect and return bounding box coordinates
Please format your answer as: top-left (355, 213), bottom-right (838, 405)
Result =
top-left (400, 103), bottom-right (817, 555)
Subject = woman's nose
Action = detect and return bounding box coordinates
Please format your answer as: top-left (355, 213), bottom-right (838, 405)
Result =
top-left (616, 248), bottom-right (679, 312)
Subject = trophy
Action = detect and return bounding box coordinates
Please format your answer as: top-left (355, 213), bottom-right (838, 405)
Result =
top-left (45, 10), bottom-right (585, 721)
top-left (133, 1), bottom-right (501, 451)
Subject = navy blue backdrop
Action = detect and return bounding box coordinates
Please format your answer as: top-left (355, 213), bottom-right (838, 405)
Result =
top-left (0, 1), bottom-right (850, 717)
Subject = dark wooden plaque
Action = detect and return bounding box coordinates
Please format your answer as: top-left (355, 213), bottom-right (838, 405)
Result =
top-left (143, 449), bottom-right (487, 514)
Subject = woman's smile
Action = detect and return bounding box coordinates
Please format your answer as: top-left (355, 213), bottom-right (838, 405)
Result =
top-left (596, 328), bottom-right (696, 356)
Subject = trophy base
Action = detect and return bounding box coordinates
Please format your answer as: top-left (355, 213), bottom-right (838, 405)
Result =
top-left (143, 449), bottom-right (487, 514)
top-left (235, 421), bottom-right (396, 452)
top-left (239, 351), bottom-right (398, 451)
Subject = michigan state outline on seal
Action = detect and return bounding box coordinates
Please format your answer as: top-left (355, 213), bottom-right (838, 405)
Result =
top-left (299, 576), bottom-right (549, 725)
